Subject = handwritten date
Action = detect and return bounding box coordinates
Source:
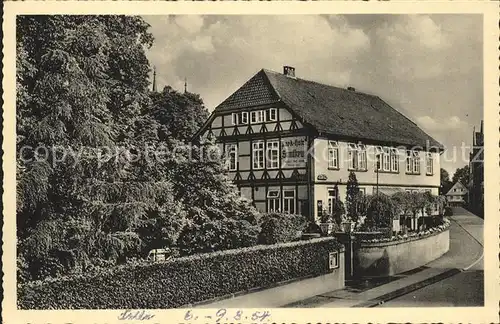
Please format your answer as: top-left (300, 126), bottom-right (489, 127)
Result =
top-left (184, 309), bottom-right (271, 322)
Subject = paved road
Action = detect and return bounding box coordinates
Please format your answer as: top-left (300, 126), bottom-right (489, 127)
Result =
top-left (379, 207), bottom-right (484, 307)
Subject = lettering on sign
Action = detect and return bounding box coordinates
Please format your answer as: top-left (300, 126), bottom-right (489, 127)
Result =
top-left (281, 137), bottom-right (307, 168)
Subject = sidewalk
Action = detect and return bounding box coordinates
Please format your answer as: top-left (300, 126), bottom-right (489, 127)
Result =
top-left (197, 208), bottom-right (483, 308)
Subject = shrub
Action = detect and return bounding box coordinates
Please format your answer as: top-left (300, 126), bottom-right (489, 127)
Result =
top-left (18, 238), bottom-right (343, 309)
top-left (303, 221), bottom-right (322, 234)
top-left (319, 200), bottom-right (345, 224)
top-left (177, 209), bottom-right (260, 256)
top-left (366, 194), bottom-right (395, 229)
top-left (258, 213), bottom-right (307, 245)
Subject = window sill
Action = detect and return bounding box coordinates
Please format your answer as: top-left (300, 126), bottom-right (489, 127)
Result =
top-left (348, 168), bottom-right (368, 172)
top-left (406, 172), bottom-right (421, 175)
top-left (328, 167), bottom-right (340, 171)
top-left (376, 170), bottom-right (399, 174)
top-left (426, 173), bottom-right (434, 176)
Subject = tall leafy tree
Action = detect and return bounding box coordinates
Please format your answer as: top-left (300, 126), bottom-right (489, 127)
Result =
top-left (345, 171), bottom-right (360, 222)
top-left (452, 165), bottom-right (470, 186)
top-left (150, 86), bottom-right (209, 142)
top-left (440, 168), bottom-right (453, 195)
top-left (16, 15), bottom-right (185, 280)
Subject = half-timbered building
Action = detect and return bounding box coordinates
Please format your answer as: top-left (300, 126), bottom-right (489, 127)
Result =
top-left (193, 66), bottom-right (444, 221)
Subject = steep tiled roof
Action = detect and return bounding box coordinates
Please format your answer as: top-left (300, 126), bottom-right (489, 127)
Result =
top-left (214, 69), bottom-right (443, 149)
top-left (215, 71), bottom-right (280, 111)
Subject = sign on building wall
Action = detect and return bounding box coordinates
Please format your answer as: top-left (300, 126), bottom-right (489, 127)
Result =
top-left (281, 137), bottom-right (307, 168)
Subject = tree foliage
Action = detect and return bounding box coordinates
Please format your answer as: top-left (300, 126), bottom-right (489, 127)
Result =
top-left (17, 15), bottom-right (257, 282)
top-left (345, 171), bottom-right (360, 221)
top-left (452, 165), bottom-right (470, 187)
top-left (440, 168), bottom-right (453, 194)
top-left (150, 87), bottom-right (209, 142)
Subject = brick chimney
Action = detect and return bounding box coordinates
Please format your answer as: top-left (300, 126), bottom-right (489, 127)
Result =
top-left (283, 66), bottom-right (296, 78)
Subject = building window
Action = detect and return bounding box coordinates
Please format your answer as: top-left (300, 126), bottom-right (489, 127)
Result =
top-left (413, 151), bottom-right (420, 174)
top-left (406, 151), bottom-right (413, 173)
top-left (252, 141), bottom-right (265, 169)
top-left (268, 108), bottom-right (278, 122)
top-left (266, 140), bottom-right (280, 169)
top-left (328, 141), bottom-right (339, 169)
top-left (232, 112), bottom-right (249, 125)
top-left (267, 190), bottom-right (280, 212)
top-left (406, 151), bottom-right (420, 174)
top-left (426, 153), bottom-right (433, 175)
top-left (250, 111), bottom-right (258, 124)
top-left (240, 112), bottom-right (248, 124)
top-left (283, 190), bottom-right (296, 214)
top-left (390, 148), bottom-right (399, 172)
top-left (259, 110), bottom-right (266, 123)
top-left (329, 251), bottom-right (339, 269)
top-left (357, 144), bottom-right (367, 170)
top-left (348, 143), bottom-right (357, 170)
top-left (327, 188), bottom-right (337, 214)
top-left (382, 147), bottom-right (390, 171)
top-left (250, 110), bottom-right (265, 124)
top-left (225, 143), bottom-right (238, 171)
top-left (375, 146), bottom-right (390, 172)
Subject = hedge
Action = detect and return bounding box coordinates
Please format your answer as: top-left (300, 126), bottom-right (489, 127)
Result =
top-left (18, 237), bottom-right (343, 309)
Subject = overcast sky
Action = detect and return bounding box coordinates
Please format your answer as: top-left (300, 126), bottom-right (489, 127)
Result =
top-left (143, 14), bottom-right (483, 177)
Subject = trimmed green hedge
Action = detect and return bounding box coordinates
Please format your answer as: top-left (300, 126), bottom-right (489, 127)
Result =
top-left (18, 237), bottom-right (343, 309)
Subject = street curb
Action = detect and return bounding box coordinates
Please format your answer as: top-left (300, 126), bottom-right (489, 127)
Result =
top-left (352, 268), bottom-right (462, 307)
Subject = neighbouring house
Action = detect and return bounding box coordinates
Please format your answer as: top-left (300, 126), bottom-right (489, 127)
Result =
top-left (468, 120), bottom-right (484, 217)
top-left (445, 181), bottom-right (468, 206)
top-left (193, 66), bottom-right (444, 222)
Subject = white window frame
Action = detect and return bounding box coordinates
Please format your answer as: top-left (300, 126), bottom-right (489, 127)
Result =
top-left (240, 112), bottom-right (248, 125)
top-left (375, 146), bottom-right (383, 171)
top-left (252, 141), bottom-right (265, 170)
top-left (259, 110), bottom-right (265, 123)
top-left (406, 151), bottom-right (413, 173)
top-left (347, 143), bottom-right (357, 170)
top-left (412, 151), bottom-right (420, 174)
top-left (267, 190), bottom-right (280, 212)
top-left (390, 148), bottom-right (399, 172)
top-left (426, 152), bottom-right (433, 175)
top-left (382, 147), bottom-right (390, 172)
top-left (232, 113), bottom-right (238, 125)
top-left (268, 108), bottom-right (278, 122)
top-left (328, 141), bottom-right (339, 169)
top-left (225, 143), bottom-right (238, 171)
top-left (357, 144), bottom-right (367, 170)
top-left (250, 111), bottom-right (257, 124)
top-left (327, 188), bottom-right (337, 214)
top-left (266, 140), bottom-right (280, 169)
top-left (283, 190), bottom-right (296, 214)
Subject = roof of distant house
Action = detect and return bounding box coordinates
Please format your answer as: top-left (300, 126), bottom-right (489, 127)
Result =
top-left (213, 68), bottom-right (443, 149)
top-left (445, 181), bottom-right (468, 196)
